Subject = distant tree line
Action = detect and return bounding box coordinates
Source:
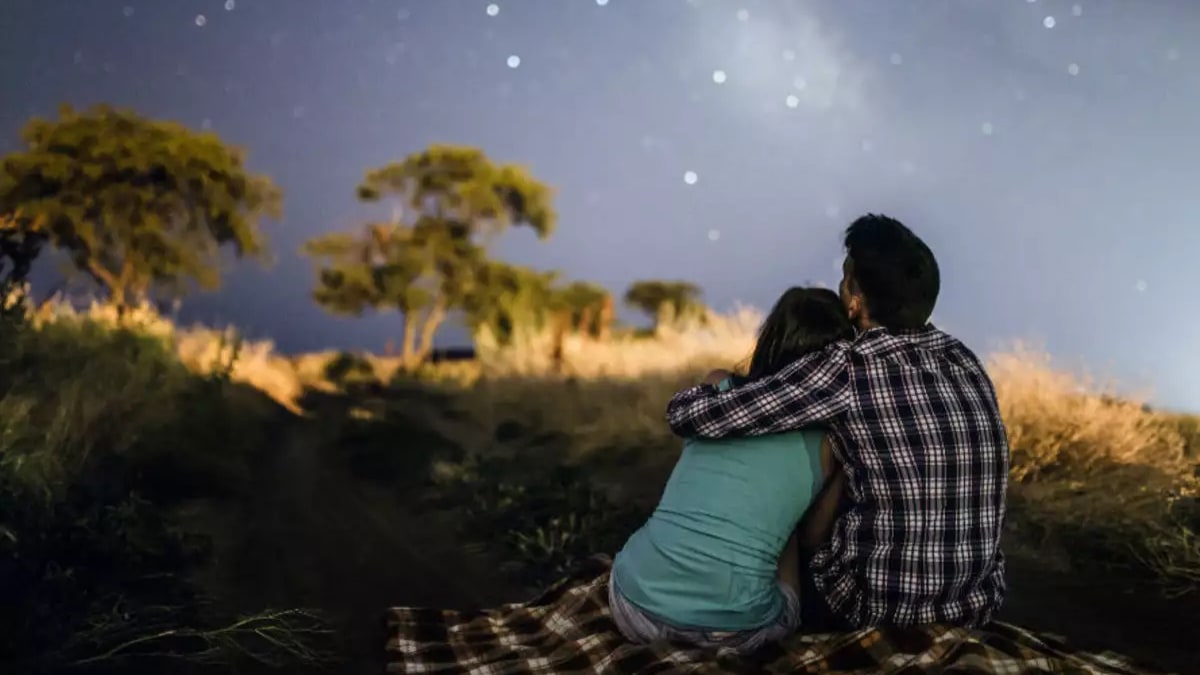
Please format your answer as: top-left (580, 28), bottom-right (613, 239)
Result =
top-left (0, 104), bottom-right (709, 367)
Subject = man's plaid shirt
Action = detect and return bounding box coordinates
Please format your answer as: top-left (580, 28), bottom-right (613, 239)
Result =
top-left (666, 325), bottom-right (1009, 628)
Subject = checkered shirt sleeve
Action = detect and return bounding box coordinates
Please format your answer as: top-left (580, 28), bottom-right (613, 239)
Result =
top-left (665, 344), bottom-right (853, 439)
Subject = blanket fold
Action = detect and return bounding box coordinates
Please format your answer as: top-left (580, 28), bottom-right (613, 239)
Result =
top-left (385, 555), bottom-right (1156, 674)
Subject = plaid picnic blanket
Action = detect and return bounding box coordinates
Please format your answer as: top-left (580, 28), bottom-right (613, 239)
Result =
top-left (385, 555), bottom-right (1158, 675)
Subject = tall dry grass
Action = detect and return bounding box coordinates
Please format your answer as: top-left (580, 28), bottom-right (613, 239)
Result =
top-left (473, 307), bottom-right (762, 378)
top-left (458, 314), bottom-right (1200, 594)
top-left (31, 298), bottom-right (308, 408)
top-left (27, 294), bottom-right (1199, 477)
top-left (19, 293), bottom-right (1200, 593)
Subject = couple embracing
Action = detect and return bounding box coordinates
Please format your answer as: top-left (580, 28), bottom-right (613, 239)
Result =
top-left (609, 214), bottom-right (1009, 651)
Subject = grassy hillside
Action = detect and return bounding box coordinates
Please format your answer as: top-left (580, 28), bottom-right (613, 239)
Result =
top-left (3, 296), bottom-right (1198, 673)
top-left (0, 304), bottom-right (335, 674)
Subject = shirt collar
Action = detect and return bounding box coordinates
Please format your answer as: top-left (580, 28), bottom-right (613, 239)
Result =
top-left (857, 323), bottom-right (938, 339)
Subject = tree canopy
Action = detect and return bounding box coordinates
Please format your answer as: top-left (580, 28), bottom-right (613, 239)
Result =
top-left (463, 261), bottom-right (560, 345)
top-left (0, 104), bottom-right (282, 308)
top-left (556, 281), bottom-right (613, 339)
top-left (624, 279), bottom-right (705, 329)
top-left (305, 145), bottom-right (557, 366)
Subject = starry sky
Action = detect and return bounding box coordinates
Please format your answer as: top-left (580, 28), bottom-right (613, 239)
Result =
top-left (1, 0), bottom-right (1198, 410)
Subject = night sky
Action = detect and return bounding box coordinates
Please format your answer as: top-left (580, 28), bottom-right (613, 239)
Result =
top-left (1, 1), bottom-right (1198, 410)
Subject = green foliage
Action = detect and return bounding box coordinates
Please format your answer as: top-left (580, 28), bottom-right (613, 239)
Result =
top-left (463, 267), bottom-right (615, 344)
top-left (305, 145), bottom-right (557, 366)
top-left (355, 145), bottom-right (555, 239)
top-left (0, 104), bottom-right (282, 308)
top-left (623, 279), bottom-right (706, 329)
top-left (555, 281), bottom-right (613, 338)
top-left (463, 261), bottom-right (560, 344)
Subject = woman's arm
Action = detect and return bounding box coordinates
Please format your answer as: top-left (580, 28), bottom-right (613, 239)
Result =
top-left (796, 437), bottom-right (847, 553)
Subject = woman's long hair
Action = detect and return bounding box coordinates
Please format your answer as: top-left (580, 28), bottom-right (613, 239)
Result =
top-left (745, 287), bottom-right (853, 380)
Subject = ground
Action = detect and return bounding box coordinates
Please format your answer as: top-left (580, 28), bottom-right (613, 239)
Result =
top-left (206, 401), bottom-right (1198, 675)
top-left (8, 310), bottom-right (1194, 674)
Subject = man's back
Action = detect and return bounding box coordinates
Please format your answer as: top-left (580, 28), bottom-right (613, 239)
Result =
top-left (814, 326), bottom-right (1008, 627)
top-left (666, 325), bottom-right (1009, 628)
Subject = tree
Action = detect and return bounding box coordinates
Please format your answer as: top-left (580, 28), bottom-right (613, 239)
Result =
top-left (555, 281), bottom-right (613, 339)
top-left (0, 104), bottom-right (282, 310)
top-left (464, 273), bottom-right (614, 345)
top-left (305, 145), bottom-right (556, 367)
top-left (623, 279), bottom-right (705, 331)
top-left (462, 261), bottom-right (559, 346)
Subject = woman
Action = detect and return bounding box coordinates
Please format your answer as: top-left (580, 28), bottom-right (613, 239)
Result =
top-left (609, 287), bottom-right (852, 652)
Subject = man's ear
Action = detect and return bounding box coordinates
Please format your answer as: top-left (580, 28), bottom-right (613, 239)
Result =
top-left (846, 294), bottom-right (862, 321)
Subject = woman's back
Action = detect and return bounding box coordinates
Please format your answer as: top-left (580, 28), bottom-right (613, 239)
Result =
top-left (612, 426), bottom-right (825, 631)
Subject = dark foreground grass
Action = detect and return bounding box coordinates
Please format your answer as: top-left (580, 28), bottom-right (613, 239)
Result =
top-left (0, 310), bottom-right (335, 674)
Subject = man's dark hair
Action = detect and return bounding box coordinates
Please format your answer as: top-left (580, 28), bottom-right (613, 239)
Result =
top-left (843, 214), bottom-right (939, 330)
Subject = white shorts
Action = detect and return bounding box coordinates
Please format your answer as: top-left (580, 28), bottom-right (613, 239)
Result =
top-left (607, 574), bottom-right (801, 653)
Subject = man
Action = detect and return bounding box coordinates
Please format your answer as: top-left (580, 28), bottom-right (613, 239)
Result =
top-left (666, 214), bottom-right (1009, 629)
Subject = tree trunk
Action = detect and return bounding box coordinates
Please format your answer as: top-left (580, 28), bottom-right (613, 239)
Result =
top-left (86, 261), bottom-right (121, 306)
top-left (550, 310), bottom-right (569, 375)
top-left (577, 305), bottom-right (594, 338)
top-left (654, 303), bottom-right (675, 336)
top-left (86, 259), bottom-right (137, 321)
top-left (400, 314), bottom-right (419, 370)
top-left (111, 288), bottom-right (127, 320)
top-left (414, 300), bottom-right (447, 365)
top-left (597, 295), bottom-right (614, 342)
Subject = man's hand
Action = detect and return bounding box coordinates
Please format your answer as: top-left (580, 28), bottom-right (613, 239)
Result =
top-left (702, 368), bottom-right (734, 386)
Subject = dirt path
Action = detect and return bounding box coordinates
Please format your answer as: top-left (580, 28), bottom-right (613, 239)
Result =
top-left (221, 416), bottom-right (512, 673)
